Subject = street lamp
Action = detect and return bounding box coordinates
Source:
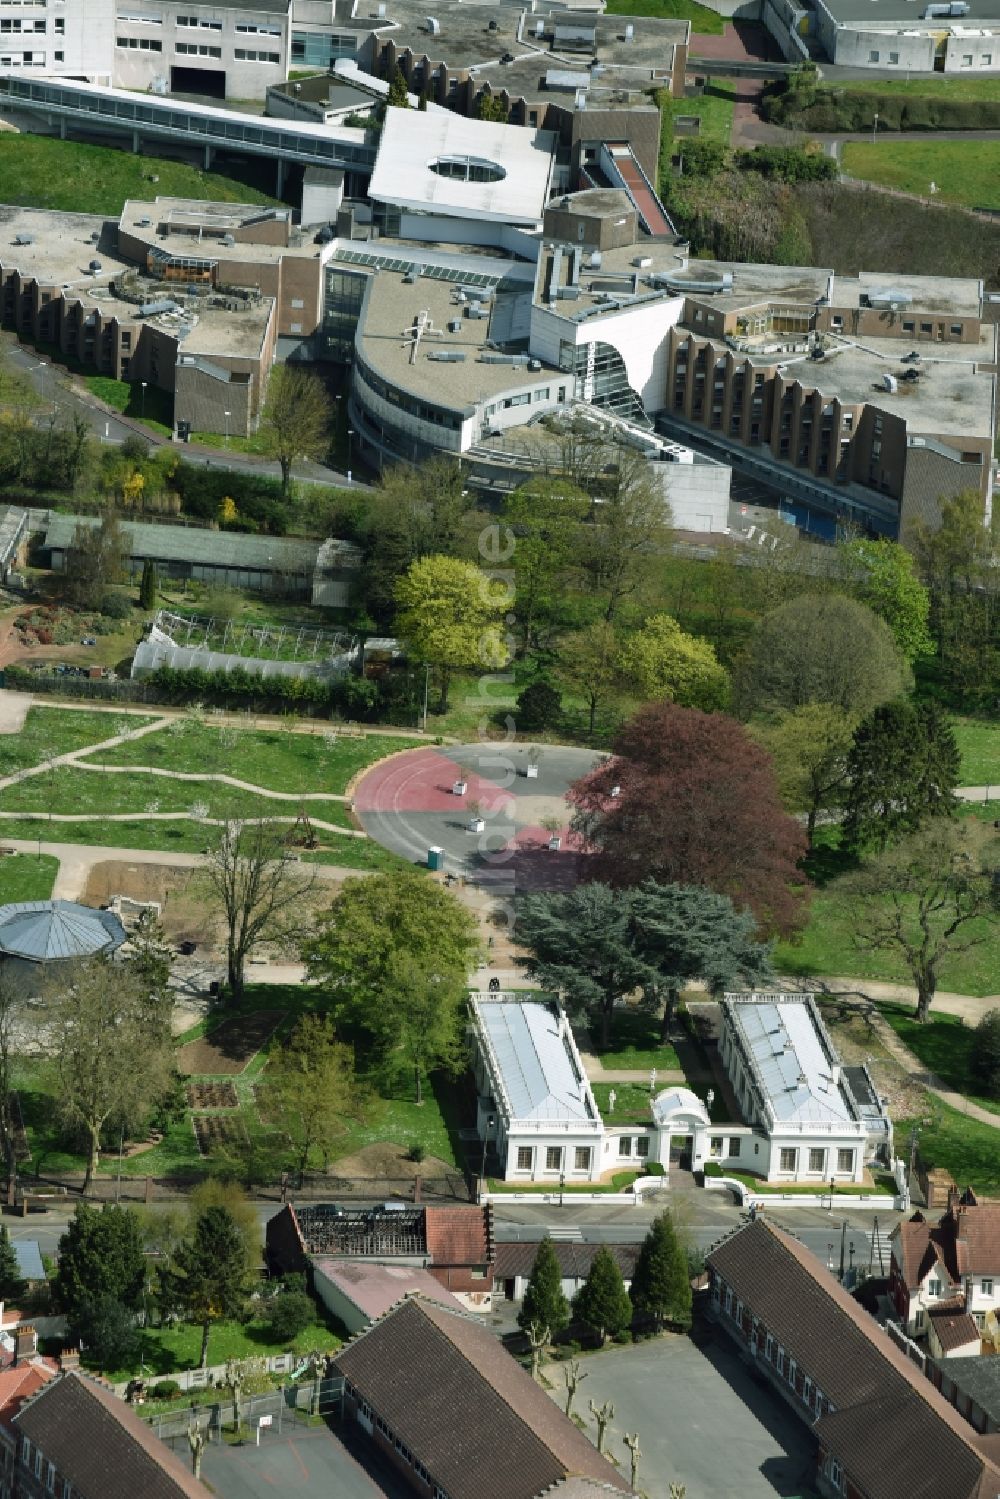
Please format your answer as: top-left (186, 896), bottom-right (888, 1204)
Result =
top-left (422, 662), bottom-right (430, 731)
top-left (872, 111), bottom-right (879, 146)
top-left (559, 1170), bottom-right (566, 1207)
top-left (224, 409), bottom-right (231, 447)
top-left (140, 381), bottom-right (148, 420)
top-left (480, 1112), bottom-right (495, 1188)
top-left (347, 427), bottom-right (354, 485)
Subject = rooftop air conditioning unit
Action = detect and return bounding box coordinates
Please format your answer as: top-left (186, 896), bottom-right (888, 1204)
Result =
top-left (882, 373), bottom-right (898, 393)
top-left (624, 21), bottom-right (634, 39)
top-left (448, 319), bottom-right (462, 333)
top-left (426, 15), bottom-right (440, 33)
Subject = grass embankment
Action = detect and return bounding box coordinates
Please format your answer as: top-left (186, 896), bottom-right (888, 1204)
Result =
top-left (0, 135), bottom-right (279, 215)
top-left (844, 77), bottom-right (1000, 101)
top-left (97, 1316), bottom-right (339, 1384)
top-left (84, 376), bottom-right (174, 438)
top-left (0, 707), bottom-right (159, 775)
top-left (881, 1007), bottom-right (1000, 1117)
top-left (897, 1098), bottom-right (1000, 1196)
top-left (605, 0), bottom-right (724, 30)
top-left (841, 141), bottom-right (1000, 212)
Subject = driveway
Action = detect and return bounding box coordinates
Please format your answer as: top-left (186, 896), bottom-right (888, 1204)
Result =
top-left (547, 1335), bottom-right (815, 1499)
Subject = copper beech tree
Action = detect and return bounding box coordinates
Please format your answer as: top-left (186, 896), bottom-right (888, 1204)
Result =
top-left (568, 701), bottom-right (809, 938)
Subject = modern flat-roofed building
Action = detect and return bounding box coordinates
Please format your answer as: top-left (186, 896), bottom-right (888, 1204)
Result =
top-left (715, 993), bottom-right (893, 1185)
top-left (809, 0), bottom-right (1000, 72)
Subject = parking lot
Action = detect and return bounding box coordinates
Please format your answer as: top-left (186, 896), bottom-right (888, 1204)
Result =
top-left (547, 1332), bottom-right (816, 1499)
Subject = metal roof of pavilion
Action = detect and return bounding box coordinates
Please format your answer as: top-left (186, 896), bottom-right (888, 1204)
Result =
top-left (42, 515), bottom-right (321, 574)
top-left (473, 996), bottom-right (598, 1126)
top-left (0, 901), bottom-right (127, 963)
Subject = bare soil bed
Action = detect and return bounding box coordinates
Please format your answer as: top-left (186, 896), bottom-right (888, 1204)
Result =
top-left (81, 862), bottom-right (220, 946)
top-left (186, 1081), bottom-right (239, 1110)
top-left (177, 1011), bottom-right (282, 1076)
top-left (326, 1141), bottom-right (456, 1181)
top-left (192, 1114), bottom-right (247, 1156)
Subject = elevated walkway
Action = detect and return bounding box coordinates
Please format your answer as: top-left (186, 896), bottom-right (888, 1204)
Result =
top-left (602, 143), bottom-right (676, 239)
top-left (0, 74), bottom-right (377, 192)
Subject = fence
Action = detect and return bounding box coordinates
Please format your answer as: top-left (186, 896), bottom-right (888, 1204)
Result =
top-left (12, 1170), bottom-right (472, 1207)
top-left (141, 1376), bottom-right (346, 1453)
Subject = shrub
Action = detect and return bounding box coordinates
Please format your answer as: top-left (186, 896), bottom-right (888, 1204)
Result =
top-left (516, 681), bottom-right (562, 732)
top-left (407, 1141), bottom-right (426, 1163)
top-left (150, 1380), bottom-right (182, 1400)
top-left (263, 1289), bottom-right (316, 1343)
top-left (100, 592), bottom-right (133, 620)
top-left (972, 1010), bottom-right (1000, 1098)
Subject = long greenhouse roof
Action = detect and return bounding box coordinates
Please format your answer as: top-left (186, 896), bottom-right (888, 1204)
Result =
top-left (43, 516), bottom-right (321, 573)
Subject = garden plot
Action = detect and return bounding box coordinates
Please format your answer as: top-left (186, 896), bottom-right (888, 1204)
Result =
top-left (177, 1011), bottom-right (282, 1076)
top-left (192, 1114), bottom-right (247, 1156)
top-left (186, 1081), bottom-right (239, 1110)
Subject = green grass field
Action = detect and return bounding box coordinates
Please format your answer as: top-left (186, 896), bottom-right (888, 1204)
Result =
top-left (0, 765), bottom-right (354, 828)
top-left (0, 852), bottom-right (58, 903)
top-left (952, 717), bottom-right (1000, 785)
top-left (94, 1315), bottom-right (339, 1383)
top-left (591, 1081), bottom-right (654, 1123)
top-left (897, 1097), bottom-right (1000, 1194)
top-left (841, 140), bottom-right (1000, 211)
top-left (660, 80), bottom-right (735, 145)
top-left (0, 135), bottom-right (279, 215)
top-left (0, 707), bottom-right (157, 776)
top-left (882, 1007), bottom-right (1000, 1114)
top-left (840, 77), bottom-right (1000, 101)
top-left (84, 377), bottom-right (174, 438)
top-left (606, 0), bottom-right (724, 32)
top-left (590, 1009), bottom-right (681, 1071)
top-left (87, 720), bottom-right (423, 797)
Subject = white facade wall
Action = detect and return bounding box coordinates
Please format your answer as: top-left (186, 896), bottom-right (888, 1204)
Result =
top-left (502, 1130), bottom-right (604, 1183)
top-left (0, 0), bottom-right (115, 80)
top-left (943, 31), bottom-right (1000, 69)
top-left (829, 26), bottom-right (935, 68)
top-left (113, 4), bottom-right (291, 100)
top-left (529, 296), bottom-right (684, 413)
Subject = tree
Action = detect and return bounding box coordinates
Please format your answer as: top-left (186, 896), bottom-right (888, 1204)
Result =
top-left (74, 1294), bottom-right (142, 1372)
top-left (503, 478), bottom-right (589, 653)
top-left (262, 1014), bottom-right (360, 1176)
top-left (517, 885), bottom-right (654, 1048)
top-left (65, 507), bottom-right (128, 609)
top-left (629, 881), bottom-right (773, 1040)
top-left (838, 537), bottom-right (932, 662)
top-left (169, 1205), bottom-right (255, 1368)
top-left (618, 613), bottom-right (729, 711)
top-left (556, 620), bottom-right (621, 737)
top-left (734, 594), bottom-right (910, 717)
top-left (629, 1212), bottom-right (692, 1331)
top-left (517, 1238), bottom-right (570, 1339)
top-left (844, 822), bottom-right (1000, 1023)
top-left (753, 703), bottom-right (857, 846)
top-left (842, 700), bottom-right (960, 853)
top-left (47, 959), bottom-right (174, 1191)
top-left (569, 703), bottom-right (809, 937)
top-left (260, 367), bottom-right (331, 498)
top-left (475, 90), bottom-right (507, 122)
top-left (0, 1224), bottom-right (24, 1301)
top-left (573, 1247), bottom-right (632, 1345)
top-left (264, 1287), bottom-right (315, 1342)
top-left (394, 554), bottom-right (510, 713)
top-left (0, 971), bottom-right (24, 1179)
top-left (205, 819), bottom-right (315, 1003)
top-left (361, 457), bottom-right (475, 621)
top-left (54, 1204), bottom-right (146, 1319)
top-left (515, 680), bottom-right (562, 733)
top-left (580, 447), bottom-right (671, 622)
top-left (972, 1011), bottom-right (1000, 1099)
top-left (139, 558), bottom-right (158, 610)
top-left (304, 871), bottom-right (479, 1099)
top-left (387, 65), bottom-right (409, 108)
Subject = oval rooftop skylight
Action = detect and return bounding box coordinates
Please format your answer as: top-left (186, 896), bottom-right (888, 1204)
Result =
top-left (428, 155), bottom-right (506, 184)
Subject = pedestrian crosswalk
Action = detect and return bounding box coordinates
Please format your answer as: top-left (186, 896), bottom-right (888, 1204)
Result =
top-left (868, 1231), bottom-right (893, 1273)
top-left (548, 1227), bottom-right (584, 1242)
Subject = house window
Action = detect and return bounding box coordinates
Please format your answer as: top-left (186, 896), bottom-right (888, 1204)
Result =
top-left (765, 1334), bottom-right (774, 1361)
top-left (776, 1347), bottom-right (785, 1376)
top-left (574, 1146), bottom-right (591, 1172)
top-left (837, 1148), bottom-right (854, 1173)
top-left (34, 1451), bottom-right (42, 1479)
top-left (779, 1148), bottom-right (797, 1173)
top-left (63, 1482), bottom-right (72, 1499)
top-left (928, 1278), bottom-right (941, 1297)
top-left (951, 324), bottom-right (963, 335)
top-left (808, 1148), bottom-right (826, 1173)
top-left (710, 1136), bottom-right (723, 1158)
top-left (728, 1138), bottom-right (741, 1157)
top-left (983, 1279), bottom-right (994, 1296)
top-left (802, 1376), bottom-right (813, 1406)
top-left (20, 1442), bottom-right (29, 1467)
top-left (788, 1359), bottom-right (797, 1387)
top-left (545, 1146), bottom-right (563, 1171)
top-left (619, 1137), bottom-right (632, 1158)
top-left (46, 1462), bottom-right (55, 1494)
top-left (889, 50), bottom-right (899, 63)
top-left (830, 1457), bottom-right (843, 1491)
top-left (814, 1387), bottom-right (823, 1416)
top-left (636, 1137), bottom-right (649, 1159)
top-left (516, 1146), bottom-right (532, 1171)
top-left (869, 49), bottom-right (879, 61)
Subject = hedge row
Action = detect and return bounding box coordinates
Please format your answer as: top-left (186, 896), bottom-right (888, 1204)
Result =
top-left (765, 88), bottom-right (1000, 133)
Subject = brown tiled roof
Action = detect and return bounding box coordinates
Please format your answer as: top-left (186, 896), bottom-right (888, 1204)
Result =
top-left (892, 1202), bottom-right (1000, 1291)
top-left (14, 1372), bottom-right (208, 1499)
top-left (333, 1297), bottom-right (629, 1499)
top-left (707, 1220), bottom-right (1000, 1499)
top-left (424, 1205), bottom-right (492, 1267)
top-left (495, 1242), bottom-right (641, 1282)
top-left (953, 1202), bottom-right (1000, 1279)
top-left (927, 1302), bottom-right (981, 1353)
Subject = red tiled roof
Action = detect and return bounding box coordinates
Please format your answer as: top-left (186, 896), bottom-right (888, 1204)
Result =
top-left (333, 1297), bottom-right (628, 1499)
top-left (0, 1361), bottom-right (55, 1430)
top-left (707, 1220), bottom-right (1000, 1499)
top-left (892, 1202), bottom-right (1000, 1290)
top-left (424, 1205), bottom-right (492, 1267)
top-left (15, 1371), bottom-right (208, 1498)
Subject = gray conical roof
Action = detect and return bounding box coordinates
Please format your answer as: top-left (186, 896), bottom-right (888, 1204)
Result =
top-left (0, 901), bottom-right (127, 962)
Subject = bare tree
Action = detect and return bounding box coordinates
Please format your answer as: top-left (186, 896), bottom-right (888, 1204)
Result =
top-left (563, 1358), bottom-right (588, 1417)
top-left (0, 972), bottom-right (24, 1182)
top-left (622, 1432), bottom-right (642, 1490)
top-left (205, 819), bottom-right (315, 1003)
top-left (589, 1398), bottom-right (615, 1455)
top-left (526, 1321), bottom-right (551, 1383)
top-left (187, 1421), bottom-right (206, 1480)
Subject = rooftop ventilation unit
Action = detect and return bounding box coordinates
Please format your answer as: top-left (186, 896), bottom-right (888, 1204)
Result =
top-left (427, 350), bottom-right (465, 361)
top-left (89, 260), bottom-right (102, 273)
top-left (13, 234), bottom-right (33, 247)
top-left (624, 21), bottom-right (634, 39)
top-left (882, 373), bottom-right (898, 393)
top-left (426, 15), bottom-right (440, 34)
top-left (221, 234), bottom-right (236, 247)
top-left (448, 319), bottom-right (462, 333)
top-left (136, 217), bottom-right (152, 228)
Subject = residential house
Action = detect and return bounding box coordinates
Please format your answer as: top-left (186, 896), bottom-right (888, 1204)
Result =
top-left (707, 1218), bottom-right (1000, 1499)
top-left (11, 1370), bottom-right (208, 1498)
top-left (713, 993), bottom-right (893, 1185)
top-left (495, 1242), bottom-right (641, 1304)
top-left (927, 1304), bottom-right (982, 1361)
top-left (890, 1192), bottom-right (1000, 1338)
top-left (332, 1296), bottom-right (630, 1499)
top-left (265, 1202), bottom-right (495, 1310)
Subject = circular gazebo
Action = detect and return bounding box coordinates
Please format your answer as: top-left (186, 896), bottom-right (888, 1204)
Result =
top-left (0, 900), bottom-right (127, 973)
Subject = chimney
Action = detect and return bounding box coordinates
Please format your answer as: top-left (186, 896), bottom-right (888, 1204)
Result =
top-left (58, 1349), bottom-right (80, 1373)
top-left (13, 1325), bottom-right (36, 1365)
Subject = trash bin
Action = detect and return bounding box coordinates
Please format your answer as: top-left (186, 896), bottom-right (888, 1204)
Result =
top-left (427, 846), bottom-right (444, 872)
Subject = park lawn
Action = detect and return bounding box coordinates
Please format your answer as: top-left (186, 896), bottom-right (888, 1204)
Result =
top-left (591, 1009), bottom-right (681, 1071)
top-left (897, 1097), bottom-right (1000, 1195)
top-left (606, 0), bottom-right (724, 32)
top-left (0, 707), bottom-right (159, 776)
top-left (0, 134), bottom-right (279, 216)
top-left (881, 1007), bottom-right (1000, 1116)
top-left (87, 719), bottom-right (424, 797)
top-left (0, 765), bottom-right (354, 828)
top-left (952, 716), bottom-right (1000, 786)
top-left (301, 842), bottom-right (415, 874)
top-left (323, 1073), bottom-right (461, 1169)
top-left (0, 852), bottom-right (57, 903)
top-left (96, 1316), bottom-right (340, 1382)
top-left (659, 80), bottom-right (735, 146)
top-left (840, 76), bottom-right (1000, 100)
top-left (0, 815), bottom-right (389, 866)
top-left (841, 140), bottom-right (1000, 211)
top-left (592, 1081), bottom-right (654, 1123)
top-left (775, 885), bottom-right (1000, 997)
